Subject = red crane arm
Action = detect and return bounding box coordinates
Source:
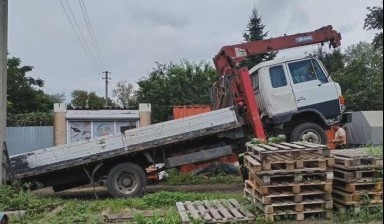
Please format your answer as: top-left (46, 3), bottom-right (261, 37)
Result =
top-left (214, 25), bottom-right (341, 75)
top-left (212, 25), bottom-right (341, 140)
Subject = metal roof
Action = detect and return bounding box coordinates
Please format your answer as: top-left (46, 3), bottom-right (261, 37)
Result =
top-left (66, 109), bottom-right (140, 120)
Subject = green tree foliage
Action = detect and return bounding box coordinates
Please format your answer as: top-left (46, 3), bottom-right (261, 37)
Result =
top-left (310, 48), bottom-right (344, 75)
top-left (70, 90), bottom-right (108, 108)
top-left (112, 80), bottom-right (137, 108)
top-left (332, 42), bottom-right (383, 111)
top-left (136, 60), bottom-right (217, 123)
top-left (364, 2), bottom-right (383, 48)
top-left (241, 7), bottom-right (276, 69)
top-left (7, 57), bottom-right (64, 126)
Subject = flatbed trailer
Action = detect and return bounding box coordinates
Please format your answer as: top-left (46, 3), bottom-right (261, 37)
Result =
top-left (8, 107), bottom-right (246, 197)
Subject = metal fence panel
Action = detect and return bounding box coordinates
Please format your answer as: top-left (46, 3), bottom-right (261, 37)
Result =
top-left (6, 126), bottom-right (53, 156)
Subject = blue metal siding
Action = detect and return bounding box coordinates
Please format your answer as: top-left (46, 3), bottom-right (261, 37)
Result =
top-left (5, 126), bottom-right (53, 156)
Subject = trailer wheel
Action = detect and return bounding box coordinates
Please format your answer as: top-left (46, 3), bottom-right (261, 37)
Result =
top-left (106, 162), bottom-right (146, 198)
top-left (290, 122), bottom-right (327, 144)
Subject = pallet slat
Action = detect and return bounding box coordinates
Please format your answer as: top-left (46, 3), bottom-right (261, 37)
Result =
top-left (176, 199), bottom-right (254, 223)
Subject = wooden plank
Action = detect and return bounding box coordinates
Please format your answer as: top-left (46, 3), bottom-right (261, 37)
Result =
top-left (195, 201), bottom-right (212, 222)
top-left (258, 144), bottom-right (279, 151)
top-left (293, 141), bottom-right (326, 148)
top-left (280, 142), bottom-right (306, 149)
top-left (185, 201), bottom-right (200, 220)
top-left (220, 200), bottom-right (245, 219)
top-left (203, 200), bottom-right (222, 221)
top-left (212, 200), bottom-right (233, 220)
top-left (229, 199), bottom-right (255, 218)
top-left (176, 202), bottom-right (190, 224)
top-left (268, 143), bottom-right (292, 150)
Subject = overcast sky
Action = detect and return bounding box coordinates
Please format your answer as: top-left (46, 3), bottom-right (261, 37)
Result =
top-left (8, 0), bottom-right (381, 103)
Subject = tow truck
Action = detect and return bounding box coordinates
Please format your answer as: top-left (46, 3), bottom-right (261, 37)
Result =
top-left (5, 26), bottom-right (343, 198)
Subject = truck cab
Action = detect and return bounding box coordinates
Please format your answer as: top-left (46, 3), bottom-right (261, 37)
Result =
top-left (249, 56), bottom-right (345, 144)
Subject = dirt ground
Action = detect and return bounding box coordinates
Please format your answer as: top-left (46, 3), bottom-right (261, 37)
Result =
top-left (33, 183), bottom-right (244, 199)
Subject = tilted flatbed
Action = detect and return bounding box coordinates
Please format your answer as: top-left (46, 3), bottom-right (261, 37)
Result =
top-left (8, 107), bottom-right (245, 197)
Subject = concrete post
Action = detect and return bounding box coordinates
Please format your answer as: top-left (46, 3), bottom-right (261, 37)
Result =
top-left (54, 103), bottom-right (67, 145)
top-left (139, 103), bottom-right (151, 127)
top-left (0, 0), bottom-right (8, 185)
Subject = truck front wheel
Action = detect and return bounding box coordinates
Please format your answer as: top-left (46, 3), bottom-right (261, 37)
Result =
top-left (290, 122), bottom-right (327, 144)
top-left (106, 162), bottom-right (146, 198)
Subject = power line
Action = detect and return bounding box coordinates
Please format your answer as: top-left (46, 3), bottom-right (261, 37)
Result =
top-left (78, 0), bottom-right (107, 69)
top-left (59, 0), bottom-right (103, 72)
top-left (63, 0), bottom-right (104, 71)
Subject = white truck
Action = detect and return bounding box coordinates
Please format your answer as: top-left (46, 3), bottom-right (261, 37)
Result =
top-left (250, 56), bottom-right (345, 144)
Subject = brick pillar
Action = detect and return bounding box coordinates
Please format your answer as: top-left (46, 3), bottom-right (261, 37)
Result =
top-left (54, 103), bottom-right (67, 145)
top-left (139, 103), bottom-right (151, 127)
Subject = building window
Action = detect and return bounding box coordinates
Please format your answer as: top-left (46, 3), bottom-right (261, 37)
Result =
top-left (116, 121), bottom-right (138, 134)
top-left (93, 122), bottom-right (115, 138)
top-left (69, 121), bottom-right (91, 143)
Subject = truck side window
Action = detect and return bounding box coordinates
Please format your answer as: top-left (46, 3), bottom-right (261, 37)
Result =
top-left (312, 59), bottom-right (328, 83)
top-left (269, 65), bottom-right (287, 88)
top-left (251, 71), bottom-right (260, 90)
top-left (288, 60), bottom-right (318, 84)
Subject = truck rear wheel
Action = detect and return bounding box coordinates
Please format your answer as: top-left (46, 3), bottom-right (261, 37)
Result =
top-left (106, 162), bottom-right (146, 198)
top-left (290, 122), bottom-right (327, 144)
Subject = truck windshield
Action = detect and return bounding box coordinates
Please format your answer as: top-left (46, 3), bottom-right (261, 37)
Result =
top-left (288, 59), bottom-right (328, 84)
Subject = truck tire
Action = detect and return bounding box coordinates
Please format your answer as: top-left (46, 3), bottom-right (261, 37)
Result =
top-left (290, 122), bottom-right (327, 144)
top-left (106, 162), bottom-right (146, 198)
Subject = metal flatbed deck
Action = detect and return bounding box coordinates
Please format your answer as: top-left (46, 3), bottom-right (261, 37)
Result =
top-left (10, 107), bottom-right (241, 179)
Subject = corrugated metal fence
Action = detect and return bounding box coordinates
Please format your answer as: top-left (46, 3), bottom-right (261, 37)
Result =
top-left (5, 126), bottom-right (53, 156)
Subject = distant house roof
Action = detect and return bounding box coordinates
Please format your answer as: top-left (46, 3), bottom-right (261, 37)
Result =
top-left (66, 109), bottom-right (140, 120)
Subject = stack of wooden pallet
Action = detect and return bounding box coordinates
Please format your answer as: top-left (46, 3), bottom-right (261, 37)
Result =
top-left (243, 141), bottom-right (334, 222)
top-left (332, 148), bottom-right (383, 213)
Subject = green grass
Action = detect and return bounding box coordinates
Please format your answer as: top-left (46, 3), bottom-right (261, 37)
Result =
top-left (163, 169), bottom-right (243, 185)
top-left (366, 145), bottom-right (383, 157)
top-left (1, 186), bottom-right (242, 224)
top-left (1, 176), bottom-right (383, 224)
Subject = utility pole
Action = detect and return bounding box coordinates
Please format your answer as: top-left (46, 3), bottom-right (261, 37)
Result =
top-left (0, 0), bottom-right (8, 185)
top-left (102, 71), bottom-right (111, 107)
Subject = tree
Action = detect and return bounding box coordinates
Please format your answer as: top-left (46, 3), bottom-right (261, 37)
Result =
top-left (332, 42), bottom-right (383, 111)
top-left (136, 60), bottom-right (217, 123)
top-left (70, 90), bottom-right (110, 108)
top-left (6, 57), bottom-right (64, 126)
top-left (113, 80), bottom-right (137, 108)
top-left (71, 90), bottom-right (88, 108)
top-left (7, 57), bottom-right (63, 113)
top-left (364, 2), bottom-right (383, 48)
top-left (88, 91), bottom-right (105, 108)
top-left (241, 7), bottom-right (276, 69)
top-left (310, 48), bottom-right (344, 75)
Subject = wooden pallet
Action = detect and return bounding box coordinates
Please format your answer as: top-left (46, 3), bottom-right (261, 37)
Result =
top-left (333, 178), bottom-right (383, 193)
top-left (264, 209), bottom-right (332, 222)
top-left (332, 149), bottom-right (383, 168)
top-left (333, 168), bottom-right (383, 183)
top-left (246, 141), bottom-right (330, 162)
top-left (247, 174), bottom-right (332, 196)
top-left (333, 201), bottom-right (383, 214)
top-left (332, 189), bottom-right (383, 205)
top-left (252, 197), bottom-right (333, 214)
top-left (244, 182), bottom-right (332, 205)
top-left (255, 171), bottom-right (333, 185)
top-left (176, 199), bottom-right (255, 224)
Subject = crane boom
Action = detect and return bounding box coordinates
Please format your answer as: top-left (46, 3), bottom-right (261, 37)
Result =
top-left (212, 25), bottom-right (342, 140)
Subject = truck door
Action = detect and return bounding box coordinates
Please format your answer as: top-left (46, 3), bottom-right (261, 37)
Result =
top-left (287, 58), bottom-right (340, 119)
